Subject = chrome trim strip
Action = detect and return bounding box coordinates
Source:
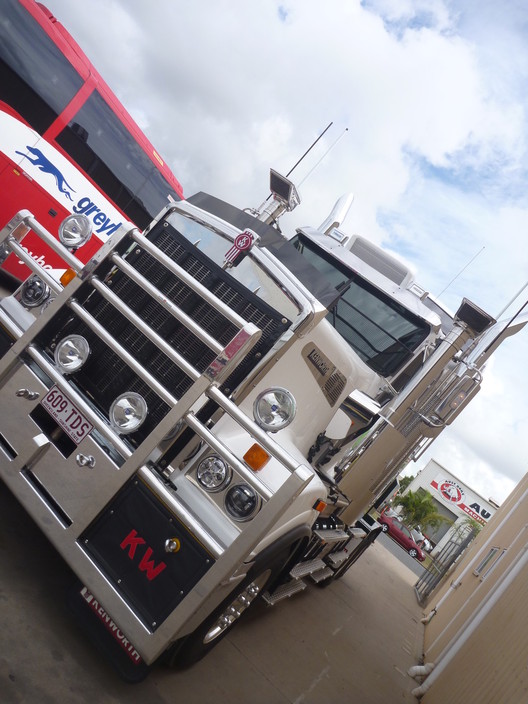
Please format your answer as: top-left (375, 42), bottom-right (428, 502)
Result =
top-left (129, 230), bottom-right (250, 328)
top-left (90, 277), bottom-right (201, 382)
top-left (26, 345), bottom-right (132, 457)
top-left (110, 253), bottom-right (224, 355)
top-left (138, 465), bottom-right (224, 558)
top-left (184, 413), bottom-right (273, 501)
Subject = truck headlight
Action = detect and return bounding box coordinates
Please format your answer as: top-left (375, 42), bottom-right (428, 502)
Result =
top-left (109, 392), bottom-right (148, 434)
top-left (20, 275), bottom-right (50, 308)
top-left (54, 334), bottom-right (90, 372)
top-left (58, 213), bottom-right (92, 249)
top-left (225, 484), bottom-right (260, 521)
top-left (196, 455), bottom-right (231, 492)
top-left (253, 387), bottom-right (296, 432)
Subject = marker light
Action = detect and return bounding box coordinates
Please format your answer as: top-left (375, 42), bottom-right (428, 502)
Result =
top-left (449, 391), bottom-right (467, 411)
top-left (196, 455), bottom-right (231, 492)
top-left (313, 500), bottom-right (327, 513)
top-left (243, 444), bottom-right (270, 471)
top-left (58, 213), bottom-right (92, 249)
top-left (60, 268), bottom-right (77, 287)
top-left (109, 392), bottom-right (148, 434)
top-left (54, 334), bottom-right (90, 373)
top-left (253, 387), bottom-right (296, 432)
top-left (225, 484), bottom-right (260, 522)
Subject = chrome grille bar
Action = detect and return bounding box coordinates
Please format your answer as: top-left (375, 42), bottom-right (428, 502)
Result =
top-left (184, 413), bottom-right (273, 501)
top-left (90, 277), bottom-right (200, 382)
top-left (110, 253), bottom-right (224, 355)
top-left (138, 466), bottom-right (224, 558)
top-left (130, 230), bottom-right (250, 328)
top-left (7, 241), bottom-right (63, 294)
top-left (207, 386), bottom-right (301, 473)
top-left (27, 345), bottom-right (132, 458)
top-left (0, 210), bottom-right (84, 273)
top-left (69, 300), bottom-right (179, 407)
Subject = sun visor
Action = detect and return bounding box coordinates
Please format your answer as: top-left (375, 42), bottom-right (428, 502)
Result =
top-left (186, 192), bottom-right (285, 248)
top-left (187, 192), bottom-right (340, 310)
top-left (264, 238), bottom-right (341, 310)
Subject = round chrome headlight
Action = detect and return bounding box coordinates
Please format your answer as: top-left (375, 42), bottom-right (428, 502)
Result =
top-left (58, 213), bottom-right (92, 249)
top-left (20, 275), bottom-right (50, 308)
top-left (54, 334), bottom-right (90, 373)
top-left (196, 455), bottom-right (231, 492)
top-left (253, 387), bottom-right (296, 432)
top-left (225, 483), bottom-right (260, 522)
top-left (109, 392), bottom-right (148, 434)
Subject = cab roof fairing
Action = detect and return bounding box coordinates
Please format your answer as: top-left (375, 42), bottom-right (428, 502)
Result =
top-left (297, 226), bottom-right (443, 334)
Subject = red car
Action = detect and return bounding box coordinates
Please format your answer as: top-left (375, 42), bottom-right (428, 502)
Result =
top-left (378, 514), bottom-right (426, 561)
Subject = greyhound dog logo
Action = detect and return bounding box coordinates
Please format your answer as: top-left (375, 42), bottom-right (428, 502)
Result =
top-left (16, 146), bottom-right (76, 201)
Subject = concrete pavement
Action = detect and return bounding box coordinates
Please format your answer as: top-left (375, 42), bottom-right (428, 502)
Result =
top-left (0, 481), bottom-right (424, 704)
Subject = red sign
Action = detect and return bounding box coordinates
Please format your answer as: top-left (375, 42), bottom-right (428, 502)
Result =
top-left (120, 529), bottom-right (167, 581)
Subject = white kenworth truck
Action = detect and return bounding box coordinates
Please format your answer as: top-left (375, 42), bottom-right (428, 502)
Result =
top-left (0, 171), bottom-right (524, 679)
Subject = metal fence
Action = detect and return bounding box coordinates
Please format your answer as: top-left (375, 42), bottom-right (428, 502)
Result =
top-left (414, 531), bottom-right (477, 605)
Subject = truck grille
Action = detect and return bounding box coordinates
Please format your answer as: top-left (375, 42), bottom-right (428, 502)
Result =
top-left (36, 221), bottom-right (290, 446)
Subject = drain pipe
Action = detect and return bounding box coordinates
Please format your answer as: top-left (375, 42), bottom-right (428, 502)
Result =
top-left (408, 662), bottom-right (435, 679)
top-left (420, 608), bottom-right (436, 625)
top-left (411, 544), bottom-right (528, 699)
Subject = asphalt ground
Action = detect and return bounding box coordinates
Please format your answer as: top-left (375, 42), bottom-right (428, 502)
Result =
top-left (0, 479), bottom-right (425, 704)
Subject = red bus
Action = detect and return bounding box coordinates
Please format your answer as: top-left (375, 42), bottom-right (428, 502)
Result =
top-left (0, 0), bottom-right (184, 280)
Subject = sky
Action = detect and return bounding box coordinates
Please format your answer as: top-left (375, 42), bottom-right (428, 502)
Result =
top-left (44, 0), bottom-right (528, 504)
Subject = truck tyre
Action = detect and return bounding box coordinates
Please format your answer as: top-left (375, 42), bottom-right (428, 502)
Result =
top-left (408, 548), bottom-right (418, 558)
top-left (164, 542), bottom-right (299, 668)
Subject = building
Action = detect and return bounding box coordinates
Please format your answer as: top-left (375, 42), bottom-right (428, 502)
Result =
top-left (403, 459), bottom-right (498, 554)
top-left (409, 468), bottom-right (528, 702)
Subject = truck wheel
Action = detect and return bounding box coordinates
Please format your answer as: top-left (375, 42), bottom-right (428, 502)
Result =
top-left (167, 566), bottom-right (274, 668)
top-left (163, 536), bottom-right (307, 669)
top-left (408, 548), bottom-right (418, 558)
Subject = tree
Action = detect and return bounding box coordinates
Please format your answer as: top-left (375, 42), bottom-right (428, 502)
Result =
top-left (452, 516), bottom-right (482, 541)
top-left (399, 475), bottom-right (414, 493)
top-left (393, 489), bottom-right (451, 531)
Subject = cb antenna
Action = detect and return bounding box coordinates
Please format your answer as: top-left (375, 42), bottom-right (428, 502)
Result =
top-left (264, 121), bottom-right (334, 202)
top-left (286, 121), bottom-right (334, 177)
top-left (435, 245), bottom-right (485, 300)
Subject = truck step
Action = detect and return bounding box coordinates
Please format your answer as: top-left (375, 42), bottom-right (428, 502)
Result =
top-left (312, 528), bottom-right (349, 543)
top-left (289, 558), bottom-right (327, 579)
top-left (310, 566), bottom-right (334, 583)
top-left (327, 549), bottom-right (350, 567)
top-left (262, 579), bottom-right (307, 605)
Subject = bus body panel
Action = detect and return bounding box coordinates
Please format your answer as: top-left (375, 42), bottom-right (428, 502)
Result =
top-left (0, 111), bottom-right (126, 278)
top-left (0, 0), bottom-right (183, 281)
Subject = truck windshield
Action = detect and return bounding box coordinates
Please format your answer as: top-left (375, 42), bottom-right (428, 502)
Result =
top-left (166, 210), bottom-right (301, 321)
top-left (290, 235), bottom-right (430, 376)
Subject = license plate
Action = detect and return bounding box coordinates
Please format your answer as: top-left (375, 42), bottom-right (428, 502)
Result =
top-left (41, 386), bottom-right (93, 445)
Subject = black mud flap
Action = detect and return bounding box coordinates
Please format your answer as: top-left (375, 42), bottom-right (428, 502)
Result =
top-left (67, 579), bottom-right (151, 683)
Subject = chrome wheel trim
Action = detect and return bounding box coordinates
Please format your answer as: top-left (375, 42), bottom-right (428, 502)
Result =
top-left (202, 569), bottom-right (271, 645)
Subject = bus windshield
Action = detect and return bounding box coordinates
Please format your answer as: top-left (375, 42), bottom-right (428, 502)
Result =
top-left (290, 235), bottom-right (430, 376)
